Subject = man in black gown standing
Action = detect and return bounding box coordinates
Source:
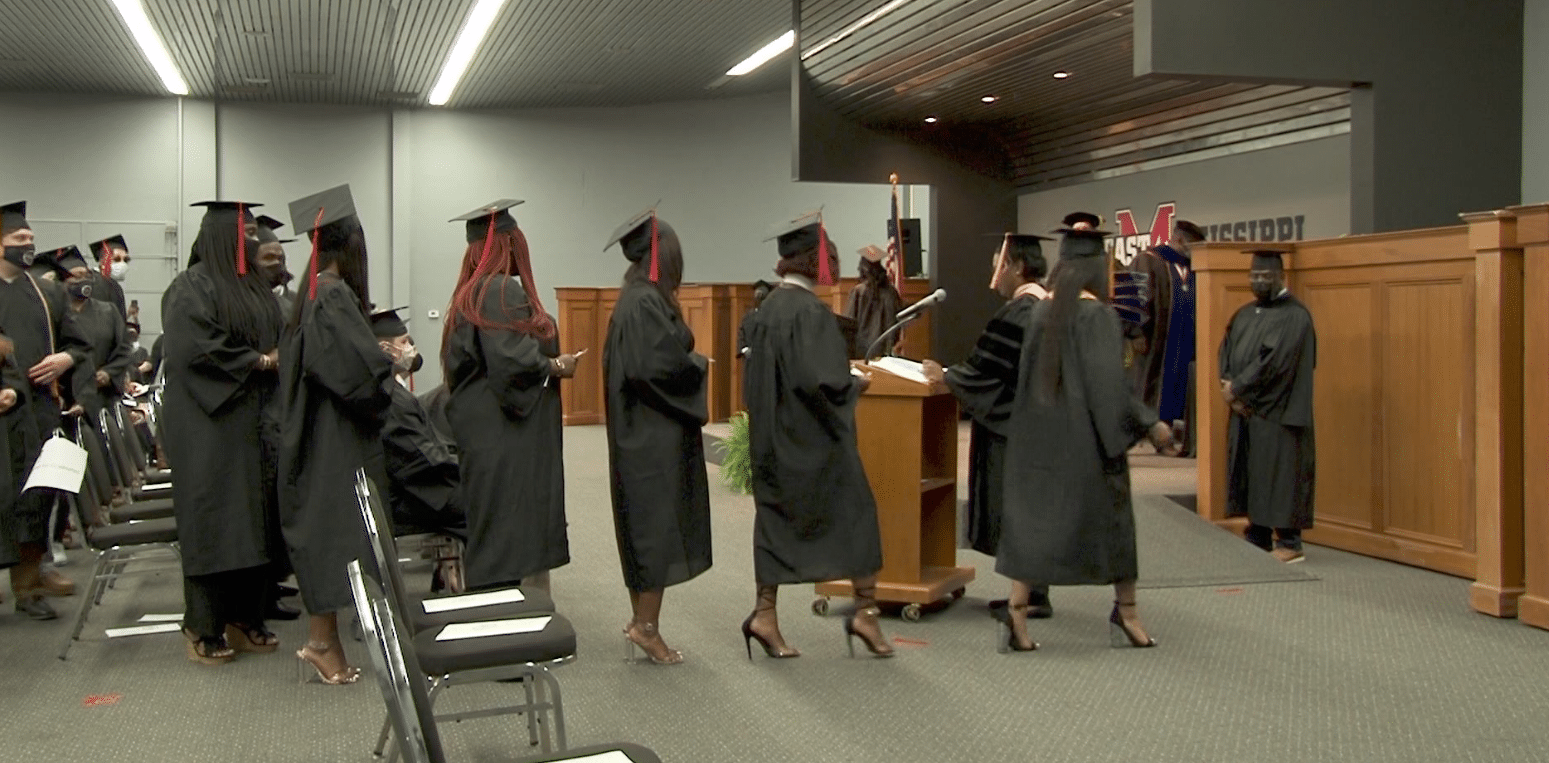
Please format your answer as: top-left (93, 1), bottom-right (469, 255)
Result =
top-left (87, 235), bottom-right (130, 320)
top-left (1219, 249), bottom-right (1317, 563)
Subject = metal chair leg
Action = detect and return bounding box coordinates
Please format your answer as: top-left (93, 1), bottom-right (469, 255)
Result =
top-left (58, 553), bottom-right (112, 661)
top-left (542, 667), bottom-right (567, 751)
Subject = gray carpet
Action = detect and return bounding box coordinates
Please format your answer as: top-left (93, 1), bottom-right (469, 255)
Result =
top-left (1, 424), bottom-right (1546, 763)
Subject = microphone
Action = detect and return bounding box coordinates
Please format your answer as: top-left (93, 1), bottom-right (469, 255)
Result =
top-left (895, 288), bottom-right (946, 323)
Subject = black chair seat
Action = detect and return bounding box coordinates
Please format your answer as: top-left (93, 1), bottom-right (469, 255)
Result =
top-left (140, 469), bottom-right (173, 484)
top-left (414, 614), bottom-right (576, 676)
top-left (405, 588), bottom-right (556, 632)
top-left (130, 482), bottom-right (174, 500)
top-left (88, 517), bottom-right (178, 548)
top-left (109, 498), bottom-right (175, 523)
top-left (520, 743), bottom-right (663, 762)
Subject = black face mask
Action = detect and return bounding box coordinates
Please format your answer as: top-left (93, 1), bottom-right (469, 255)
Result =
top-left (410, 354), bottom-right (424, 374)
top-left (67, 281), bottom-right (93, 300)
top-left (4, 244), bottom-right (36, 268)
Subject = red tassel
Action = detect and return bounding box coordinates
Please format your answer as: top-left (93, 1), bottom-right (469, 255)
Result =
top-left (100, 243), bottom-right (112, 278)
top-left (479, 213), bottom-right (497, 270)
top-left (649, 214), bottom-right (659, 283)
top-left (817, 221), bottom-right (833, 286)
top-left (307, 207), bottom-right (325, 301)
top-left (236, 203), bottom-right (247, 276)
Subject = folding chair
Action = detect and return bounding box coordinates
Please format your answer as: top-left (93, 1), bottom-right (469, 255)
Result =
top-left (349, 561), bottom-right (662, 763)
top-left (100, 411), bottom-right (173, 500)
top-left (353, 472), bottom-right (577, 760)
top-left (79, 422), bottom-right (172, 524)
top-left (112, 398), bottom-right (171, 483)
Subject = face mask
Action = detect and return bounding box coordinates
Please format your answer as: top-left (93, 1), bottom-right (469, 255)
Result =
top-left (110, 261), bottom-right (129, 281)
top-left (394, 345), bottom-right (420, 374)
top-left (4, 244), bottom-right (36, 268)
top-left (410, 353), bottom-right (424, 374)
top-left (67, 281), bottom-right (93, 300)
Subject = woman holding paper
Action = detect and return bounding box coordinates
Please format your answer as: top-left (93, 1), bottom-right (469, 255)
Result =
top-left (442, 201), bottom-right (576, 594)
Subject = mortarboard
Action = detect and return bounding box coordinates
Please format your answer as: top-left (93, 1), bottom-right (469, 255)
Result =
top-left (370, 306), bottom-right (410, 338)
top-left (1245, 248), bottom-right (1288, 270)
top-left (1052, 226), bottom-right (1111, 260)
top-left (89, 234), bottom-right (129, 277)
top-left (451, 199), bottom-right (523, 245)
top-left (35, 247), bottom-right (79, 280)
top-left (763, 211), bottom-right (834, 286)
top-left (1175, 219), bottom-right (1206, 242)
top-left (191, 200), bottom-right (261, 277)
top-left (858, 244), bottom-right (886, 263)
top-left (1, 200), bottom-right (29, 233)
top-left (288, 184), bottom-right (358, 299)
top-left (1061, 212), bottom-right (1103, 231)
top-left (255, 215), bottom-right (286, 244)
top-left (54, 245), bottom-right (91, 273)
top-left (604, 205), bottom-right (665, 283)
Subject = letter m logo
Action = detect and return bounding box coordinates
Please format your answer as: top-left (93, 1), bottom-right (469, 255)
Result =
top-left (1114, 202), bottom-right (1177, 247)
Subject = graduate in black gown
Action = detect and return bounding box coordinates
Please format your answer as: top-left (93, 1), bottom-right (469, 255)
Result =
top-left (161, 200), bottom-right (286, 664)
top-left (51, 246), bottom-right (133, 418)
top-left (923, 232), bottom-right (1054, 616)
top-left (1219, 249), bottom-right (1317, 563)
top-left (995, 224), bottom-right (1176, 653)
top-left (279, 184), bottom-right (393, 685)
top-left (86, 235), bottom-right (130, 319)
top-left (844, 245), bottom-right (904, 358)
top-left (0, 202), bottom-right (92, 619)
top-left (442, 200), bottom-right (576, 593)
top-left (736, 280), bottom-right (775, 358)
top-left (740, 213), bottom-right (893, 660)
top-left (372, 308), bottom-right (466, 540)
top-left (602, 209), bottom-right (713, 665)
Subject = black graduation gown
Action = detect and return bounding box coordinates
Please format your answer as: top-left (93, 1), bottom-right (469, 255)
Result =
top-left (72, 299), bottom-right (133, 417)
top-left (278, 274), bottom-right (393, 613)
top-left (382, 380), bottom-right (465, 539)
top-left (160, 265), bottom-right (282, 577)
top-left (418, 384), bottom-right (456, 450)
top-left (843, 279), bottom-right (903, 358)
top-left (1219, 292), bottom-right (1317, 529)
top-left (90, 272), bottom-right (128, 319)
top-left (742, 285), bottom-right (883, 585)
top-left (943, 294), bottom-right (1039, 556)
top-left (0, 349), bottom-right (37, 569)
top-left (443, 276), bottom-right (568, 589)
top-left (998, 298), bottom-right (1157, 585)
top-left (603, 282), bottom-right (713, 592)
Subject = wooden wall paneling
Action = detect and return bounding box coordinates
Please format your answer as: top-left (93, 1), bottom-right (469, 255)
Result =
top-left (556, 287), bottom-right (605, 425)
top-left (1513, 204), bottom-right (1549, 630)
top-left (1464, 211), bottom-right (1527, 617)
top-left (678, 284), bottom-right (732, 422)
top-left (1295, 275), bottom-right (1380, 533)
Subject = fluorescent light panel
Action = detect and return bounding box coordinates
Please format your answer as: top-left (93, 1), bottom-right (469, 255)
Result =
top-left (110, 0), bottom-right (188, 95)
top-left (801, 0), bottom-right (910, 60)
top-left (429, 0), bottom-right (510, 106)
top-left (726, 30), bottom-right (794, 76)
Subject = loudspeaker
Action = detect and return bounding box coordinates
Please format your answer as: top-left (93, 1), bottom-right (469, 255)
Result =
top-left (885, 218), bottom-right (923, 277)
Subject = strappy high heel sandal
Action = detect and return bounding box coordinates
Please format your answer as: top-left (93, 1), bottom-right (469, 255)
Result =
top-left (1109, 600), bottom-right (1157, 648)
top-left (843, 584), bottom-right (895, 658)
top-left (740, 586), bottom-right (799, 660)
top-left (225, 623), bottom-right (280, 654)
top-left (992, 604), bottom-right (1039, 653)
top-left (183, 628), bottom-right (236, 666)
top-left (295, 641), bottom-right (361, 685)
top-left (624, 621), bottom-right (684, 665)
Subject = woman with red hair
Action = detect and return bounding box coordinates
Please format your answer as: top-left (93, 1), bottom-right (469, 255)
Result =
top-left (442, 201), bottom-right (577, 593)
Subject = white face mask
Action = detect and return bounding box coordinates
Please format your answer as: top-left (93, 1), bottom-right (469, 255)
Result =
top-left (109, 261), bottom-right (129, 281)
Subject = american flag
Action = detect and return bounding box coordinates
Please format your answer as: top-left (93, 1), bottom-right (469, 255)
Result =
top-left (886, 182), bottom-right (905, 292)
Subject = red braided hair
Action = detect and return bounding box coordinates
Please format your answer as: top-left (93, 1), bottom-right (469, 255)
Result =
top-left (442, 226), bottom-right (556, 354)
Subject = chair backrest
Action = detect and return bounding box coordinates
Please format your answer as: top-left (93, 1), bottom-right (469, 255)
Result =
top-left (76, 425), bottom-right (116, 509)
top-left (113, 402), bottom-right (150, 469)
top-left (347, 559), bottom-right (446, 763)
top-left (97, 411), bottom-right (139, 487)
top-left (353, 470), bottom-right (414, 627)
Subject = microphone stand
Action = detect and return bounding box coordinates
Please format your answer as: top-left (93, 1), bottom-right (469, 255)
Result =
top-left (863, 312), bottom-right (922, 361)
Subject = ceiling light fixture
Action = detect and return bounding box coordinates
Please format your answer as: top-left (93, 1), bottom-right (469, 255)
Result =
top-left (802, 0), bottom-right (912, 60)
top-left (1053, 70), bottom-right (1071, 79)
top-left (981, 95), bottom-right (997, 103)
top-left (924, 116), bottom-right (938, 124)
top-left (428, 0), bottom-right (510, 106)
top-left (109, 0), bottom-right (188, 95)
top-left (726, 30), bottom-right (795, 76)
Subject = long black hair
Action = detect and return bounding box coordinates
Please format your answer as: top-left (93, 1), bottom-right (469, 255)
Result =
top-left (622, 220), bottom-right (685, 316)
top-left (1035, 255), bottom-right (1107, 405)
top-left (291, 215), bottom-right (370, 328)
top-left (858, 256), bottom-right (888, 285)
top-left (190, 222), bottom-right (283, 350)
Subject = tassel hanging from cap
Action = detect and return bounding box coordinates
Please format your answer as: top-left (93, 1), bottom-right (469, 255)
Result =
top-left (478, 213), bottom-right (497, 270)
top-left (236, 203), bottom-right (248, 276)
top-left (307, 207), bottom-right (324, 300)
top-left (816, 219), bottom-right (833, 286)
top-left (649, 214), bottom-right (660, 283)
top-left (100, 243), bottom-right (112, 278)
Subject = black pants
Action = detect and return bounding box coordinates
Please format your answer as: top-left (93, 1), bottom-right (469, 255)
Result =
top-left (183, 565), bottom-right (270, 639)
top-left (1245, 525), bottom-right (1302, 552)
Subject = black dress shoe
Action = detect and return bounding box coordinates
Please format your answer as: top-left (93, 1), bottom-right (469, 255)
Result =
top-left (265, 600), bottom-right (302, 621)
top-left (15, 595), bottom-right (58, 621)
top-left (275, 583), bottom-right (299, 598)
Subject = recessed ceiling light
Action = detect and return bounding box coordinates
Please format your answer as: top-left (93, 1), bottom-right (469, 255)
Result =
top-left (924, 116), bottom-right (938, 124)
top-left (1053, 70), bottom-right (1071, 79)
top-left (981, 95), bottom-right (997, 103)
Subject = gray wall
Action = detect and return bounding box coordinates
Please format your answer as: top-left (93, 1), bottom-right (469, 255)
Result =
top-left (1526, 0), bottom-right (1549, 204)
top-left (1018, 135), bottom-right (1352, 253)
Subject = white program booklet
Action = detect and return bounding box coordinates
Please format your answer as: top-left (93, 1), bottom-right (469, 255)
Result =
top-left (421, 587), bottom-right (527, 614)
top-left (137, 613), bottom-right (184, 623)
top-left (22, 437), bottom-right (87, 494)
top-left (869, 356), bottom-right (930, 385)
top-left (105, 622), bottom-right (183, 638)
top-left (435, 615), bottom-right (552, 642)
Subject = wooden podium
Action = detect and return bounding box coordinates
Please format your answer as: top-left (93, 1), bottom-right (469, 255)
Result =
top-left (813, 360), bottom-right (976, 621)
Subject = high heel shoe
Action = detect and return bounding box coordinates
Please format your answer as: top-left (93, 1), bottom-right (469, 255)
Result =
top-left (295, 641), bottom-right (361, 685)
top-left (624, 621), bottom-right (684, 665)
top-left (843, 607), bottom-right (895, 658)
top-left (225, 623), bottom-right (279, 654)
top-left (1108, 601), bottom-right (1157, 648)
top-left (991, 605), bottom-right (1039, 653)
top-left (740, 614), bottom-right (800, 659)
top-left (182, 628), bottom-right (236, 666)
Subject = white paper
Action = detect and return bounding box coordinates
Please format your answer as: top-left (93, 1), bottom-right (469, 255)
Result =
top-left (550, 752), bottom-right (635, 763)
top-left (421, 587), bottom-right (526, 614)
top-left (22, 437), bottom-right (87, 494)
top-left (435, 616), bottom-right (552, 642)
top-left (105, 622), bottom-right (183, 638)
top-left (137, 613), bottom-right (185, 623)
top-left (137, 482), bottom-right (172, 492)
top-left (870, 356), bottom-right (930, 385)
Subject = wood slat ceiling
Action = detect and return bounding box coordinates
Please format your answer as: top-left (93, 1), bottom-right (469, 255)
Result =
top-left (0, 0), bottom-right (789, 107)
top-left (799, 0), bottom-right (1352, 190)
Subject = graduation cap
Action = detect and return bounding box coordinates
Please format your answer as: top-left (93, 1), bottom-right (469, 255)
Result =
top-left (1053, 228), bottom-right (1111, 260)
top-left (1245, 247), bottom-right (1289, 270)
top-left (763, 210), bottom-right (834, 286)
top-left (1, 200), bottom-right (28, 233)
top-left (191, 200), bottom-right (261, 277)
top-left (34, 246), bottom-right (79, 280)
top-left (288, 184), bottom-right (358, 300)
top-left (370, 306), bottom-right (410, 338)
top-left (1061, 211), bottom-right (1103, 231)
top-left (451, 199), bottom-right (523, 245)
top-left (604, 205), bottom-right (665, 283)
top-left (89, 235), bottom-right (129, 277)
top-left (858, 244), bottom-right (887, 263)
top-left (255, 215), bottom-right (286, 244)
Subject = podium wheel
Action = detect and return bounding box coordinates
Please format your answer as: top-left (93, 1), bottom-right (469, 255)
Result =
top-left (811, 598), bottom-right (830, 616)
top-left (901, 604), bottom-right (923, 622)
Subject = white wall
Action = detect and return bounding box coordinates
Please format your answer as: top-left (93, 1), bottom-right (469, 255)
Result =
top-left (1525, 0), bottom-right (1549, 204)
top-left (1018, 135), bottom-right (1352, 252)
